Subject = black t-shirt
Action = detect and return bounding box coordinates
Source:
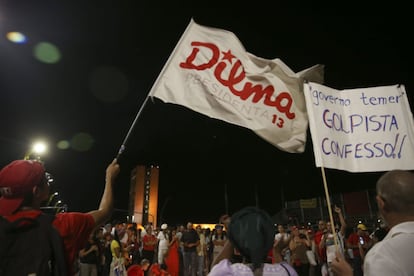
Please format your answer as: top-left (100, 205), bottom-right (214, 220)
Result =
top-left (181, 229), bottom-right (200, 252)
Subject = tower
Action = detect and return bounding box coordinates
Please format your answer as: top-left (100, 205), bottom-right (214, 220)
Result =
top-left (129, 165), bottom-right (159, 227)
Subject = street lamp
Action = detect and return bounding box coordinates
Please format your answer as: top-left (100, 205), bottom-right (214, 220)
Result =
top-left (24, 141), bottom-right (48, 160)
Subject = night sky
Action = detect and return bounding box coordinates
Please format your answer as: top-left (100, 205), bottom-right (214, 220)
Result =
top-left (0, 0), bottom-right (412, 225)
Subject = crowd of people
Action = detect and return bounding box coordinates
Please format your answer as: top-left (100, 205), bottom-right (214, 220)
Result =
top-left (0, 158), bottom-right (413, 276)
top-left (77, 220), bottom-right (227, 276)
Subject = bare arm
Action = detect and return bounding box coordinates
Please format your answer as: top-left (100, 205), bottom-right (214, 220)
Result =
top-left (79, 244), bottom-right (98, 257)
top-left (334, 205), bottom-right (347, 236)
top-left (289, 238), bottom-right (296, 251)
top-left (210, 239), bottom-right (233, 268)
top-left (88, 159), bottom-right (120, 226)
top-left (319, 234), bottom-right (326, 249)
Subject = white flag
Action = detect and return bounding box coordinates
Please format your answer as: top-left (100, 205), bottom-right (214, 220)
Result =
top-left (304, 82), bottom-right (414, 172)
top-left (149, 19), bottom-right (324, 153)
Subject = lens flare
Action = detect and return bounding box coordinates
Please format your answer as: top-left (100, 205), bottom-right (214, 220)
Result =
top-left (6, 32), bottom-right (27, 44)
top-left (33, 42), bottom-right (61, 64)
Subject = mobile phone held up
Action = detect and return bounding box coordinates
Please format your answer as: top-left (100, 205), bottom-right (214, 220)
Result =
top-left (359, 236), bottom-right (365, 245)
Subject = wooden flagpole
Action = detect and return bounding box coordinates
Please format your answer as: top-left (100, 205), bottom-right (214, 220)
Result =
top-left (320, 166), bottom-right (339, 248)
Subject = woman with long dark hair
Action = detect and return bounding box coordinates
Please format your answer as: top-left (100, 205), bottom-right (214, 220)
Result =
top-left (164, 228), bottom-right (180, 276)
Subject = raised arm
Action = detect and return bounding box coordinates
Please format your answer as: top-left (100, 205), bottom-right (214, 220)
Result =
top-left (88, 158), bottom-right (120, 226)
top-left (334, 205), bottom-right (347, 236)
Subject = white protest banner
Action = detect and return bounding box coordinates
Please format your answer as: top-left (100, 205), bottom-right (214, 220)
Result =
top-left (149, 19), bottom-right (324, 153)
top-left (304, 82), bottom-right (414, 172)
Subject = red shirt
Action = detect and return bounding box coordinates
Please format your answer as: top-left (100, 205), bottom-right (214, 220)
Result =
top-left (142, 234), bottom-right (157, 251)
top-left (6, 210), bottom-right (95, 276)
top-left (150, 263), bottom-right (170, 276)
top-left (127, 264), bottom-right (145, 276)
top-left (347, 232), bottom-right (370, 257)
top-left (314, 230), bottom-right (327, 262)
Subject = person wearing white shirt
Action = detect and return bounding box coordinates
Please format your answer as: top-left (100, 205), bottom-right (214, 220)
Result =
top-left (157, 224), bottom-right (169, 264)
top-left (330, 170), bottom-right (414, 276)
top-left (274, 225), bottom-right (291, 264)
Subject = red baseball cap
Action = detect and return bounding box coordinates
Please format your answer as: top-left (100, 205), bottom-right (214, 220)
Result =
top-left (0, 160), bottom-right (45, 216)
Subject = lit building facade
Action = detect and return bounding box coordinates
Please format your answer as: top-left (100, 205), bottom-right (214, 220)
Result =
top-left (129, 165), bottom-right (159, 227)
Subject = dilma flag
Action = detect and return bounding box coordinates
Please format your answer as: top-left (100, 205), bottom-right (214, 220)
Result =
top-left (149, 19), bottom-right (324, 153)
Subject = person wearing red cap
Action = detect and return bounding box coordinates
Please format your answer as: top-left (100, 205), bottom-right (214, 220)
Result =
top-left (0, 158), bottom-right (120, 275)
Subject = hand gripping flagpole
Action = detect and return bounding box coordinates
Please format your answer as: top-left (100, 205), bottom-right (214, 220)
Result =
top-left (116, 95), bottom-right (151, 160)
